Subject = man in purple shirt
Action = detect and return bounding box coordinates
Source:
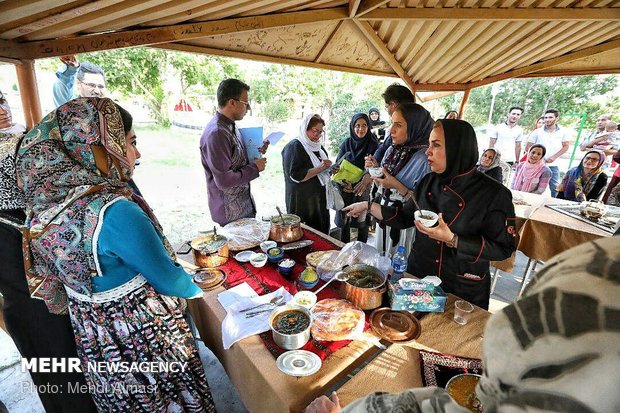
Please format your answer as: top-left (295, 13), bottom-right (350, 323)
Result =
top-left (200, 79), bottom-right (267, 225)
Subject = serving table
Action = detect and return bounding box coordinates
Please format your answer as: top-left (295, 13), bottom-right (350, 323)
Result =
top-left (184, 224), bottom-right (489, 412)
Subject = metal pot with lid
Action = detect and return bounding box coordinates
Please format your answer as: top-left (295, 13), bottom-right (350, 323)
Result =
top-left (270, 206), bottom-right (303, 243)
top-left (339, 264), bottom-right (387, 310)
top-left (189, 227), bottom-right (229, 268)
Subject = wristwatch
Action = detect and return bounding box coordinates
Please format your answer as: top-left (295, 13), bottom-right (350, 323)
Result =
top-left (445, 233), bottom-right (458, 249)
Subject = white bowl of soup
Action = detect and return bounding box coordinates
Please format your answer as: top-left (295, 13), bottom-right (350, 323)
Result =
top-left (414, 210), bottom-right (438, 227)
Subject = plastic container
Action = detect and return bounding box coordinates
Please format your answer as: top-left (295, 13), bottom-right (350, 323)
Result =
top-left (391, 246), bottom-right (408, 280)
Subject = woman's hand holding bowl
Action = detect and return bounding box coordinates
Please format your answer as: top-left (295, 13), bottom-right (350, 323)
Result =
top-left (372, 168), bottom-right (399, 190)
top-left (415, 213), bottom-right (454, 243)
top-left (364, 155), bottom-right (378, 169)
top-left (342, 202), bottom-right (368, 218)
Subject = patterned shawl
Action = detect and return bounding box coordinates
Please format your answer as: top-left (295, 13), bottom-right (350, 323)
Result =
top-left (0, 124), bottom-right (27, 211)
top-left (476, 148), bottom-right (501, 173)
top-left (15, 97), bottom-right (167, 314)
top-left (562, 150), bottom-right (606, 202)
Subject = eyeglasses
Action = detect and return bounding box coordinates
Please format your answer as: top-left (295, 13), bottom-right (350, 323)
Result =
top-left (79, 80), bottom-right (105, 90)
top-left (234, 99), bottom-right (250, 108)
top-left (584, 156), bottom-right (600, 162)
top-left (354, 124), bottom-right (368, 130)
top-left (311, 128), bottom-right (324, 136)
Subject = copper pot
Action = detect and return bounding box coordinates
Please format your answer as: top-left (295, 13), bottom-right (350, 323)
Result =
top-left (340, 264), bottom-right (387, 310)
top-left (190, 233), bottom-right (229, 268)
top-left (270, 214), bottom-right (303, 243)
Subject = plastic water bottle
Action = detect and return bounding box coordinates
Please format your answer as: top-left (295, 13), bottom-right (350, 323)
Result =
top-left (391, 246), bottom-right (408, 281)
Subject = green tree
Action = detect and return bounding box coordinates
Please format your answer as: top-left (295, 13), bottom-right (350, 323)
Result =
top-left (438, 76), bottom-right (618, 131)
top-left (58, 48), bottom-right (239, 125)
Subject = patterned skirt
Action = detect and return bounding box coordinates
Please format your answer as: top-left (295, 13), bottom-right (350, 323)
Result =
top-left (68, 280), bottom-right (216, 413)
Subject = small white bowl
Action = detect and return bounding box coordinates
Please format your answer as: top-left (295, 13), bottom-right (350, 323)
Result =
top-left (250, 253), bottom-right (268, 268)
top-left (368, 166), bottom-right (384, 177)
top-left (414, 210), bottom-right (439, 227)
top-left (293, 291), bottom-right (317, 309)
top-left (260, 240), bottom-right (277, 254)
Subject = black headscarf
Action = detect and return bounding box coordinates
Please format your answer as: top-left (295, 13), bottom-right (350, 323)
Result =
top-left (382, 103), bottom-right (434, 177)
top-left (436, 119), bottom-right (479, 183)
top-left (368, 108), bottom-right (385, 128)
top-left (338, 113), bottom-right (379, 169)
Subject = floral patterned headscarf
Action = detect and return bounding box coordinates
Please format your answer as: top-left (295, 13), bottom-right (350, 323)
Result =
top-left (15, 97), bottom-right (163, 314)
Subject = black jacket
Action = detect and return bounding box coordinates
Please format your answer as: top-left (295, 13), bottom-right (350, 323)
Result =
top-left (382, 168), bottom-right (516, 309)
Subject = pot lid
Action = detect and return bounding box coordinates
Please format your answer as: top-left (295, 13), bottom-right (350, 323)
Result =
top-left (369, 308), bottom-right (421, 343)
top-left (191, 234), bottom-right (228, 253)
top-left (276, 350), bottom-right (321, 377)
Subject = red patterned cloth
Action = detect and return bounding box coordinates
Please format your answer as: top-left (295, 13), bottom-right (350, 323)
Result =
top-left (220, 229), bottom-right (353, 360)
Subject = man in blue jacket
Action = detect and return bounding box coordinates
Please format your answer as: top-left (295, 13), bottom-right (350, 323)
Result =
top-left (53, 55), bottom-right (106, 107)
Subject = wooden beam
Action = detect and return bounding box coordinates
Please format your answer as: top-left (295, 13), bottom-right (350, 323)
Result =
top-left (315, 20), bottom-right (344, 63)
top-left (349, 0), bottom-right (362, 17)
top-left (419, 91), bottom-right (457, 103)
top-left (458, 89), bottom-right (471, 119)
top-left (152, 43), bottom-right (397, 78)
top-left (0, 0), bottom-right (93, 37)
top-left (15, 60), bottom-right (42, 129)
top-left (352, 20), bottom-right (417, 91)
top-left (519, 68), bottom-right (620, 77)
top-left (356, 0), bottom-right (391, 17)
top-left (11, 8), bottom-right (348, 60)
top-left (469, 38), bottom-right (620, 88)
top-left (360, 7), bottom-right (620, 21)
top-left (0, 38), bottom-right (22, 60)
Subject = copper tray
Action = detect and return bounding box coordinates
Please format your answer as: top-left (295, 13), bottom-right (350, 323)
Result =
top-left (369, 307), bottom-right (421, 344)
top-left (193, 268), bottom-right (226, 291)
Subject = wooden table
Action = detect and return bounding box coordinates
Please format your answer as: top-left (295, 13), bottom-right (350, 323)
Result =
top-left (492, 191), bottom-right (610, 273)
top-left (336, 294), bottom-right (490, 407)
top-left (185, 225), bottom-right (490, 412)
top-left (186, 225), bottom-right (379, 413)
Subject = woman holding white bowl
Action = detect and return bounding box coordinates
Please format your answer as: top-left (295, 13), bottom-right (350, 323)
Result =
top-left (345, 119), bottom-right (516, 309)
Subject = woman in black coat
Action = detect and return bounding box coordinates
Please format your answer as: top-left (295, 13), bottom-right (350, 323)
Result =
top-left (344, 119), bottom-right (516, 309)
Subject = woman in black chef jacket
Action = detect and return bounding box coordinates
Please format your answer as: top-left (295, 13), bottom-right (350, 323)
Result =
top-left (344, 119), bottom-right (516, 309)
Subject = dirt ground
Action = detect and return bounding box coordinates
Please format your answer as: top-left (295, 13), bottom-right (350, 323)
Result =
top-left (133, 122), bottom-right (295, 246)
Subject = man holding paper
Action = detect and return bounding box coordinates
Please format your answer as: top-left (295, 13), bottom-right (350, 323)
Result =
top-left (200, 79), bottom-right (267, 225)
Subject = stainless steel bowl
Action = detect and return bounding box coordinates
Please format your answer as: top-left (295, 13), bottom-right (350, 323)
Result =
top-left (268, 305), bottom-right (312, 350)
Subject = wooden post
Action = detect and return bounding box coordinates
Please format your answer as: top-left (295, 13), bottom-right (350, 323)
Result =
top-left (458, 89), bottom-right (471, 119)
top-left (15, 60), bottom-right (42, 129)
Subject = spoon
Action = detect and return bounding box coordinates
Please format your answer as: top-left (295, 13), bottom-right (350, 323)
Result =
top-left (314, 271), bottom-right (350, 295)
top-left (239, 295), bottom-right (285, 313)
top-left (276, 206), bottom-right (285, 223)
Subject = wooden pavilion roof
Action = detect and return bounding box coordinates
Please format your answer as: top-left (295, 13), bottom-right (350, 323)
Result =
top-left (1, 0), bottom-right (619, 91)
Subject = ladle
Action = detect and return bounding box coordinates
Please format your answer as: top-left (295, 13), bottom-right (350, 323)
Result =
top-left (314, 271), bottom-right (350, 295)
top-left (276, 206), bottom-right (285, 224)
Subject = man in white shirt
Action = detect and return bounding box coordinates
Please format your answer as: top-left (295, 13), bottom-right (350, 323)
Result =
top-left (489, 106), bottom-right (524, 165)
top-left (526, 109), bottom-right (571, 197)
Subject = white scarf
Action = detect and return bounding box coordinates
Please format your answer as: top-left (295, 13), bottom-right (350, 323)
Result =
top-left (295, 114), bottom-right (332, 209)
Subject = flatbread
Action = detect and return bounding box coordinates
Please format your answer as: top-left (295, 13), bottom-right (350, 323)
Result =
top-left (306, 250), bottom-right (338, 267)
top-left (311, 299), bottom-right (364, 341)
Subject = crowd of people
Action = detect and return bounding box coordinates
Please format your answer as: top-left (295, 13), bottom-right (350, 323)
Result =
top-left (0, 55), bottom-right (618, 413)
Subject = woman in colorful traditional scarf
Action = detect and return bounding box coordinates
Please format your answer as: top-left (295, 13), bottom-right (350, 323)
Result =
top-left (334, 113), bottom-right (379, 243)
top-left (0, 92), bottom-right (98, 412)
top-left (346, 120), bottom-right (516, 309)
top-left (557, 149), bottom-right (608, 201)
top-left (512, 143), bottom-right (552, 194)
top-left (364, 102), bottom-right (433, 254)
top-left (15, 98), bottom-right (216, 412)
top-left (282, 114), bottom-right (337, 234)
top-left (307, 236), bottom-right (620, 413)
top-left (476, 148), bottom-right (503, 183)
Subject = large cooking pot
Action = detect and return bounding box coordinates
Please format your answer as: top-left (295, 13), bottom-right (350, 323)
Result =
top-left (270, 214), bottom-right (303, 243)
top-left (269, 304), bottom-right (312, 350)
top-left (189, 232), bottom-right (229, 268)
top-left (339, 264), bottom-right (387, 310)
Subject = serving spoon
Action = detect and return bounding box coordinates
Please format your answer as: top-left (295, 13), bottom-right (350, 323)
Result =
top-left (240, 295), bottom-right (285, 313)
top-left (313, 271), bottom-right (350, 295)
